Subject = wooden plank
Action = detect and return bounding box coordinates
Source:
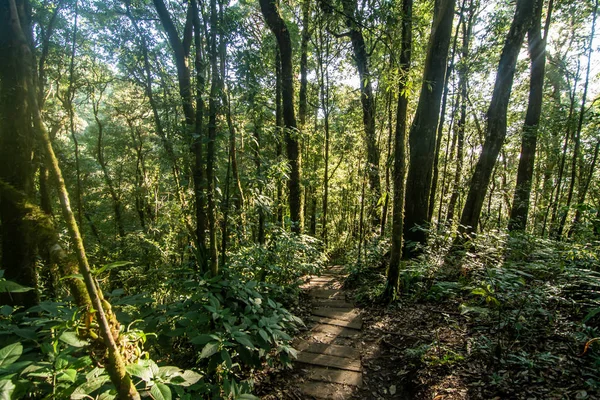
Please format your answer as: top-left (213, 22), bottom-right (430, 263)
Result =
top-left (309, 315), bottom-right (362, 330)
top-left (306, 366), bottom-right (363, 387)
top-left (296, 341), bottom-right (361, 359)
top-left (310, 289), bottom-right (345, 299)
top-left (311, 299), bottom-right (355, 308)
top-left (310, 277), bottom-right (336, 282)
top-left (311, 324), bottom-right (361, 339)
top-left (312, 308), bottom-right (359, 321)
top-left (298, 381), bottom-right (354, 399)
top-left (297, 352), bottom-right (361, 372)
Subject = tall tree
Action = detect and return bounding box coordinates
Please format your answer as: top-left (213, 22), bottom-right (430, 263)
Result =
top-left (556, 0), bottom-right (597, 239)
top-left (402, 0), bottom-right (456, 259)
top-left (341, 0), bottom-right (381, 228)
top-left (456, 0), bottom-right (535, 239)
top-left (383, 0), bottom-right (412, 301)
top-left (508, 0), bottom-right (553, 232)
top-left (0, 0), bottom-right (38, 307)
top-left (259, 0), bottom-right (302, 233)
top-left (446, 1), bottom-right (475, 225)
top-left (152, 0), bottom-right (212, 270)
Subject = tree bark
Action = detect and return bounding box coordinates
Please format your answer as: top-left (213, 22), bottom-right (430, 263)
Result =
top-left (508, 0), bottom-right (552, 232)
top-left (0, 0), bottom-right (38, 307)
top-left (260, 0), bottom-right (302, 233)
top-left (6, 0), bottom-right (139, 396)
top-left (383, 0), bottom-right (412, 302)
top-left (207, 0), bottom-right (219, 275)
top-left (402, 0), bottom-right (455, 259)
top-left (556, 0), bottom-right (597, 239)
top-left (341, 0), bottom-right (381, 228)
top-left (456, 0), bottom-right (534, 240)
top-left (447, 1), bottom-right (475, 225)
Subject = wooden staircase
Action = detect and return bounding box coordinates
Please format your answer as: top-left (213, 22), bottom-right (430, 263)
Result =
top-left (295, 266), bottom-right (363, 399)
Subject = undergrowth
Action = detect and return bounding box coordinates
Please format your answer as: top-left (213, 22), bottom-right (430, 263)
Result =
top-left (345, 228), bottom-right (600, 397)
top-left (0, 230), bottom-right (325, 399)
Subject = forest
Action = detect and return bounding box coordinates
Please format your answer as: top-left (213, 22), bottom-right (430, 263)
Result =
top-left (1, 0), bottom-right (600, 398)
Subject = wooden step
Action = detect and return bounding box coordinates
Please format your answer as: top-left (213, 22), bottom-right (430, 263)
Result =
top-left (312, 299), bottom-right (355, 308)
top-left (297, 352), bottom-right (361, 372)
top-left (310, 289), bottom-right (346, 299)
top-left (312, 308), bottom-right (359, 321)
top-left (311, 324), bottom-right (361, 339)
top-left (310, 276), bottom-right (336, 282)
top-left (298, 381), bottom-right (355, 399)
top-left (309, 315), bottom-right (362, 330)
top-left (296, 340), bottom-right (361, 359)
top-left (306, 366), bottom-right (363, 387)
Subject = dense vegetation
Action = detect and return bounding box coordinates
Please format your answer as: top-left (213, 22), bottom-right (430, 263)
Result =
top-left (0, 0), bottom-right (599, 398)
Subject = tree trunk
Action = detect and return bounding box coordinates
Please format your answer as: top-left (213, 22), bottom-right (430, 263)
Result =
top-left (92, 86), bottom-right (126, 239)
top-left (0, 0), bottom-right (38, 307)
top-left (570, 138), bottom-right (600, 236)
top-left (556, 0), bottom-right (597, 239)
top-left (383, 0), bottom-right (412, 302)
top-left (191, 0), bottom-right (208, 271)
top-left (402, 0), bottom-right (456, 259)
top-left (260, 0), bottom-right (302, 233)
top-left (428, 4), bottom-right (462, 223)
top-left (508, 0), bottom-right (552, 232)
top-left (447, 2), bottom-right (475, 225)
top-left (341, 0), bottom-right (381, 228)
top-left (6, 0), bottom-right (139, 395)
top-left (275, 49), bottom-right (284, 226)
top-left (456, 0), bottom-right (534, 241)
top-left (207, 0), bottom-right (219, 275)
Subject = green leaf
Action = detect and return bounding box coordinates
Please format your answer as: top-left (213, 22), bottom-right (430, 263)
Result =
top-left (237, 394), bottom-right (260, 400)
top-left (126, 362), bottom-right (154, 382)
top-left (59, 331), bottom-right (88, 348)
top-left (199, 342), bottom-right (219, 359)
top-left (157, 366), bottom-right (182, 381)
top-left (190, 334), bottom-right (217, 346)
top-left (93, 261), bottom-right (134, 276)
top-left (71, 375), bottom-right (111, 399)
top-left (57, 369), bottom-right (77, 383)
top-left (150, 382), bottom-right (172, 400)
top-left (258, 329), bottom-right (270, 344)
top-left (221, 349), bottom-right (232, 369)
top-left (233, 332), bottom-right (255, 349)
top-left (0, 306), bottom-right (12, 316)
top-left (178, 370), bottom-right (202, 387)
top-left (0, 343), bottom-right (22, 369)
top-left (0, 377), bottom-right (16, 400)
top-left (584, 307), bottom-right (600, 323)
top-left (60, 274), bottom-right (83, 282)
top-left (0, 280), bottom-right (33, 293)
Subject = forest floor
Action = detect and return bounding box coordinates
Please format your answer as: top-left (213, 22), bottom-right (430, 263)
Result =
top-left (256, 263), bottom-right (600, 400)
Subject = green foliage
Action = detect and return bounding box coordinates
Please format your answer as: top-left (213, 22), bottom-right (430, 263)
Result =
top-left (228, 228), bottom-right (327, 297)
top-left (113, 270), bottom-right (303, 399)
top-left (0, 302), bottom-right (201, 400)
top-left (342, 237), bottom-right (388, 303)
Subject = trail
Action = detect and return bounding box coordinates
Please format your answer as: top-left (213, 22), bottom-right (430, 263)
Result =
top-left (293, 265), bottom-right (363, 399)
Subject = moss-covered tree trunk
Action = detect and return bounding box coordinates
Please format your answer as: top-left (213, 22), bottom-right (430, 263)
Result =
top-left (0, 0), bottom-right (38, 307)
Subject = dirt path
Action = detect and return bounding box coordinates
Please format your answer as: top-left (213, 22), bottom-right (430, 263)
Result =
top-left (291, 265), bottom-right (363, 399)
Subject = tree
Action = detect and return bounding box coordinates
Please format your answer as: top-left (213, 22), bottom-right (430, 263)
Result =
top-left (383, 0), bottom-right (412, 301)
top-left (456, 0), bottom-right (535, 240)
top-left (341, 0), bottom-right (382, 228)
top-left (0, 0), bottom-right (38, 307)
top-left (403, 0), bottom-right (456, 259)
top-left (259, 0), bottom-right (302, 233)
top-left (508, 0), bottom-right (553, 232)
